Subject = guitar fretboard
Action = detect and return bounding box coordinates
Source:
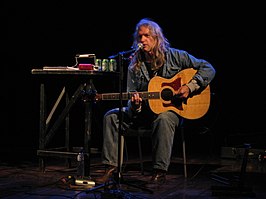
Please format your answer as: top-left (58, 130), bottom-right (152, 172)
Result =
top-left (100, 92), bottom-right (160, 100)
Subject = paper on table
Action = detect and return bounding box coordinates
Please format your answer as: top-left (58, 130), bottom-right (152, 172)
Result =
top-left (43, 66), bottom-right (79, 71)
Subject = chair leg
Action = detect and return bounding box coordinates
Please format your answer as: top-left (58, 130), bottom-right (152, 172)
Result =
top-left (121, 134), bottom-right (144, 175)
top-left (181, 126), bottom-right (187, 178)
top-left (120, 135), bottom-right (125, 169)
top-left (137, 135), bottom-right (144, 175)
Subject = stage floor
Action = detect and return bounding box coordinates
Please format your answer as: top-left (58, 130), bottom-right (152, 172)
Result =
top-left (1, 153), bottom-right (265, 199)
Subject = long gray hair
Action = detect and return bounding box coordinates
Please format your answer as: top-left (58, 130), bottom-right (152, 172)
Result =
top-left (130, 18), bottom-right (170, 71)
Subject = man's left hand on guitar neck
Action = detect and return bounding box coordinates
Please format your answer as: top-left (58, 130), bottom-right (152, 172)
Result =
top-left (131, 92), bottom-right (143, 113)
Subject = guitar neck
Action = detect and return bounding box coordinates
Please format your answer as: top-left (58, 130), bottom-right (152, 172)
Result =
top-left (98, 91), bottom-right (160, 100)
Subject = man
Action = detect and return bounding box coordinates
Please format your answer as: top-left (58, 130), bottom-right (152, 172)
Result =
top-left (95, 18), bottom-right (216, 185)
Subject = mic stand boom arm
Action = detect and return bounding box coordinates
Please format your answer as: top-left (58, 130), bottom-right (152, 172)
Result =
top-left (108, 49), bottom-right (135, 59)
top-left (109, 43), bottom-right (143, 59)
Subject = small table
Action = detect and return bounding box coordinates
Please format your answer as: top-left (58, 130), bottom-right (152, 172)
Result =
top-left (31, 68), bottom-right (119, 176)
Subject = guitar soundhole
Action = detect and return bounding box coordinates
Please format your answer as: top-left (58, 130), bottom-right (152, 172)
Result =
top-left (161, 88), bottom-right (173, 101)
top-left (161, 88), bottom-right (183, 107)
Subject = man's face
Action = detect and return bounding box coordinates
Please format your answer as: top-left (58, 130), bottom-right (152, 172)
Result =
top-left (138, 26), bottom-right (156, 53)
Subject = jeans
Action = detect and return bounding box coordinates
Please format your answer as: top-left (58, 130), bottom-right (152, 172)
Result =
top-left (101, 107), bottom-right (180, 171)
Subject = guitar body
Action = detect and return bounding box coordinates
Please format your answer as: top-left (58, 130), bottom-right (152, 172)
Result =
top-left (148, 68), bottom-right (210, 119)
top-left (94, 68), bottom-right (211, 120)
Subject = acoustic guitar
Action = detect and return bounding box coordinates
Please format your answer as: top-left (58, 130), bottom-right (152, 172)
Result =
top-left (94, 68), bottom-right (211, 120)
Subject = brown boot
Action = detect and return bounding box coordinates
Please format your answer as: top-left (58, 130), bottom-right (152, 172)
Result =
top-left (145, 169), bottom-right (166, 189)
top-left (150, 170), bottom-right (166, 184)
top-left (95, 165), bottom-right (117, 184)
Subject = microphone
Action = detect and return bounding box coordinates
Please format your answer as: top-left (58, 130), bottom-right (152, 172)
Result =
top-left (132, 43), bottom-right (143, 56)
top-left (129, 43), bottom-right (143, 59)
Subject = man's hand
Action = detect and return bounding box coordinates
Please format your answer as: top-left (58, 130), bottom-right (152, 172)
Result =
top-left (131, 92), bottom-right (142, 112)
top-left (175, 85), bottom-right (190, 99)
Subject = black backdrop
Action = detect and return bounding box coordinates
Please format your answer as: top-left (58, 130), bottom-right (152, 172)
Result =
top-left (4, 2), bottom-right (266, 161)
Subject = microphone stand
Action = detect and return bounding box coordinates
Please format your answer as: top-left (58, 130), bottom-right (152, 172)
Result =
top-left (86, 49), bottom-right (153, 198)
top-left (116, 51), bottom-right (124, 185)
top-left (111, 51), bottom-right (153, 194)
